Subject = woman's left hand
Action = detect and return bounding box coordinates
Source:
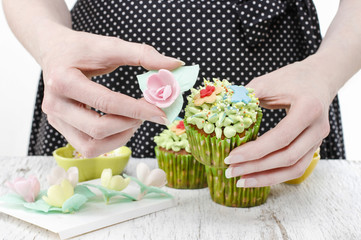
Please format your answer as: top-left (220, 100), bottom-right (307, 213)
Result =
top-left (224, 58), bottom-right (332, 187)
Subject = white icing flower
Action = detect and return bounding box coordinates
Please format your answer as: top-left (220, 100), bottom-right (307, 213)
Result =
top-left (136, 162), bottom-right (167, 188)
top-left (47, 166), bottom-right (78, 188)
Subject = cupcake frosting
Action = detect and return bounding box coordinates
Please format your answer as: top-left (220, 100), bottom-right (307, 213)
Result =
top-left (185, 78), bottom-right (261, 139)
top-left (154, 120), bottom-right (191, 153)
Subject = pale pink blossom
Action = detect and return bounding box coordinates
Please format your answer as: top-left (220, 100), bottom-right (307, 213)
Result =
top-left (144, 69), bottom-right (180, 108)
top-left (6, 176), bottom-right (40, 202)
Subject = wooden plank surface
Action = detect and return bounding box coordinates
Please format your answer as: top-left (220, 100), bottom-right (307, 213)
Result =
top-left (0, 157), bottom-right (360, 240)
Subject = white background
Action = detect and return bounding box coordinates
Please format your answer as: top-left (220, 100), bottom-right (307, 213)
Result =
top-left (0, 0), bottom-right (360, 159)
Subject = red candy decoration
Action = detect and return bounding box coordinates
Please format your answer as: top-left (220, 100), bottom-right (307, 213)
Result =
top-left (200, 85), bottom-right (215, 98)
top-left (176, 120), bottom-right (185, 130)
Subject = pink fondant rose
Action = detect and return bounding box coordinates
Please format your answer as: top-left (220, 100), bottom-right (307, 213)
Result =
top-left (6, 176), bottom-right (40, 202)
top-left (144, 69), bottom-right (180, 108)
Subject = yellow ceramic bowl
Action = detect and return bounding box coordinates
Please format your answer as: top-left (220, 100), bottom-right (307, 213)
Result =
top-left (53, 144), bottom-right (131, 182)
top-left (285, 148), bottom-right (320, 185)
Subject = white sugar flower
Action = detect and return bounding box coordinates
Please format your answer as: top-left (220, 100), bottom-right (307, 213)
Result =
top-left (136, 162), bottom-right (167, 188)
top-left (47, 166), bottom-right (78, 188)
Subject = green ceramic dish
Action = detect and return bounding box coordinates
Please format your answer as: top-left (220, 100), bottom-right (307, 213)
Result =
top-left (53, 144), bottom-right (131, 182)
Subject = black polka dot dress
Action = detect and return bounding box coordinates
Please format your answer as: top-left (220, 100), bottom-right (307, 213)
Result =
top-left (28, 0), bottom-right (346, 159)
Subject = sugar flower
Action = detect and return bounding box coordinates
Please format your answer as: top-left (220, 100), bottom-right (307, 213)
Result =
top-left (47, 166), bottom-right (78, 188)
top-left (137, 65), bottom-right (200, 122)
top-left (144, 69), bottom-right (180, 108)
top-left (193, 85), bottom-right (223, 106)
top-left (137, 162), bottom-right (167, 188)
top-left (6, 176), bottom-right (40, 202)
top-left (42, 179), bottom-right (74, 208)
top-left (101, 169), bottom-right (130, 191)
top-left (170, 120), bottom-right (186, 135)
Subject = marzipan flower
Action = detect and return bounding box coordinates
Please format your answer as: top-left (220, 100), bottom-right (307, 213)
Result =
top-left (47, 166), bottom-right (78, 188)
top-left (170, 120), bottom-right (186, 135)
top-left (137, 65), bottom-right (199, 122)
top-left (101, 169), bottom-right (130, 191)
top-left (144, 69), bottom-right (180, 108)
top-left (194, 85), bottom-right (223, 106)
top-left (43, 179), bottom-right (74, 207)
top-left (137, 162), bottom-right (167, 188)
top-left (6, 176), bottom-right (40, 202)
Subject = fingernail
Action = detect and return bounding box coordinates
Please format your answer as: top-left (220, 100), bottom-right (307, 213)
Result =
top-left (224, 156), bottom-right (231, 164)
top-left (236, 179), bottom-right (246, 188)
top-left (237, 178), bottom-right (257, 188)
top-left (178, 60), bottom-right (186, 66)
top-left (224, 155), bottom-right (244, 164)
top-left (150, 116), bottom-right (170, 125)
top-left (167, 57), bottom-right (185, 66)
top-left (225, 168), bottom-right (233, 178)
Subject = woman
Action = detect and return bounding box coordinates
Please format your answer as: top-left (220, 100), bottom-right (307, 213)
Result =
top-left (3, 0), bottom-right (361, 187)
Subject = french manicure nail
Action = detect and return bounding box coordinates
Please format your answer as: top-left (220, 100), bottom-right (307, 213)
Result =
top-left (237, 178), bottom-right (257, 188)
top-left (178, 60), bottom-right (186, 66)
top-left (225, 168), bottom-right (233, 178)
top-left (224, 156), bottom-right (231, 164)
top-left (236, 179), bottom-right (246, 188)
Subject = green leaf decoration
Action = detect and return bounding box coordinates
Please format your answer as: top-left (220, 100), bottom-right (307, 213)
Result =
top-left (162, 95), bottom-right (184, 124)
top-left (74, 185), bottom-right (96, 199)
top-left (0, 194), bottom-right (27, 205)
top-left (62, 194), bottom-right (88, 213)
top-left (24, 199), bottom-right (57, 213)
top-left (83, 184), bottom-right (136, 204)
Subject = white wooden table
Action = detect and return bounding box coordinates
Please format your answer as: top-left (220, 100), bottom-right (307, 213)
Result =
top-left (0, 156), bottom-right (360, 240)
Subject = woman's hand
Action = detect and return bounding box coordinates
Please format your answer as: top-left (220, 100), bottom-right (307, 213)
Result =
top-left (40, 29), bottom-right (183, 158)
top-left (224, 59), bottom-right (332, 187)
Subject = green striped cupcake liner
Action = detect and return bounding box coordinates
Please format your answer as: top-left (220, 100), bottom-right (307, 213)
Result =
top-left (185, 110), bottom-right (262, 168)
top-left (155, 146), bottom-right (207, 189)
top-left (206, 166), bottom-right (270, 207)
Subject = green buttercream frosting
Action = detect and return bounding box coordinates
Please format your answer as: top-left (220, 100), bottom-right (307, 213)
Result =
top-left (154, 120), bottom-right (191, 153)
top-left (185, 78), bottom-right (261, 139)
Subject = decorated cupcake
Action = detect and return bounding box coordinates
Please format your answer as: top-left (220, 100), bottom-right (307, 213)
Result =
top-left (154, 119), bottom-right (207, 189)
top-left (184, 78), bottom-right (270, 207)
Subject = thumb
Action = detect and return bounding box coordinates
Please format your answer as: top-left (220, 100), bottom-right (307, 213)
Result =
top-left (104, 37), bottom-right (184, 70)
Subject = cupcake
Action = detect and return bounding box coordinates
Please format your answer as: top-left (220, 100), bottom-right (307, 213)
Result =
top-left (184, 78), bottom-right (270, 207)
top-left (154, 119), bottom-right (207, 189)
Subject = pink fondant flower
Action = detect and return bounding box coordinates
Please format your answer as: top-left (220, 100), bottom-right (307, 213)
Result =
top-left (144, 69), bottom-right (180, 108)
top-left (6, 176), bottom-right (40, 202)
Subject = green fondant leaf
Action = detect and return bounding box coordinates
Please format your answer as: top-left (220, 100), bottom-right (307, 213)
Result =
top-left (23, 199), bottom-right (58, 213)
top-left (62, 194), bottom-right (88, 213)
top-left (74, 185), bottom-right (96, 199)
top-left (0, 194), bottom-right (26, 205)
top-left (163, 95), bottom-right (183, 123)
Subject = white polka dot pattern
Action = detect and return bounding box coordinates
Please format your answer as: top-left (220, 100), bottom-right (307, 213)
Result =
top-left (28, 0), bottom-right (345, 159)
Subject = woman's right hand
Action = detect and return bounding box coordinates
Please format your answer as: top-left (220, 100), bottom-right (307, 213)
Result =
top-left (39, 28), bottom-right (183, 157)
